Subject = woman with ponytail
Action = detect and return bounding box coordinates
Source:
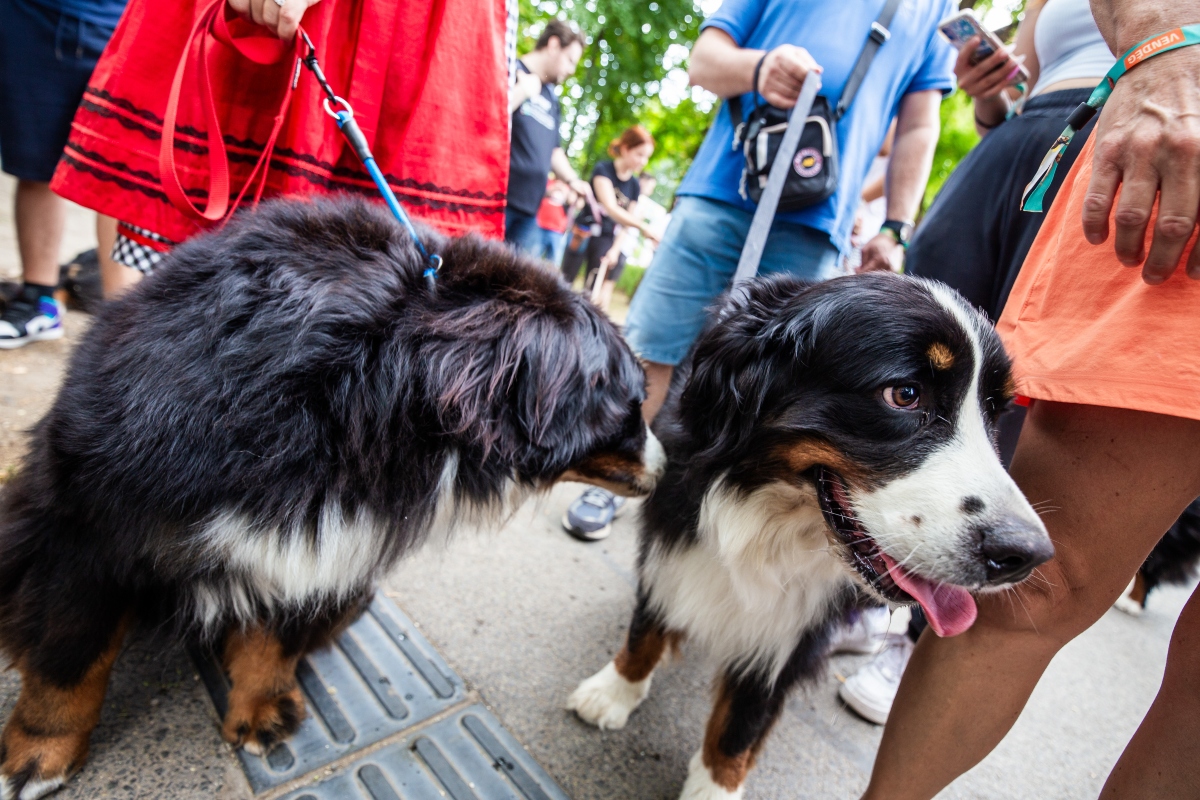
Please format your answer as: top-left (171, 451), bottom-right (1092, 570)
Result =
top-left (560, 125), bottom-right (658, 313)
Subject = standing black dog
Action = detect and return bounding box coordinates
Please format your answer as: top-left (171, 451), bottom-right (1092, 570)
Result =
top-left (0, 197), bottom-right (662, 800)
top-left (569, 275), bottom-right (1053, 799)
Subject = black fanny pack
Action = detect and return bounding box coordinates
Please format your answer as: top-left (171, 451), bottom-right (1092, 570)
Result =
top-left (729, 0), bottom-right (900, 212)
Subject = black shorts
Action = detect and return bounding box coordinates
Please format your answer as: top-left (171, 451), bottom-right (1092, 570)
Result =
top-left (905, 88), bottom-right (1096, 321)
top-left (0, 0), bottom-right (114, 181)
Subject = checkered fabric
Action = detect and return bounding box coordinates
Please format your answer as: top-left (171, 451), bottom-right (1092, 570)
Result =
top-left (112, 224), bottom-right (175, 274)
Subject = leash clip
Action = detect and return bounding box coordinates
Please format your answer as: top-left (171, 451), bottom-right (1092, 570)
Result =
top-left (298, 31), bottom-right (443, 290)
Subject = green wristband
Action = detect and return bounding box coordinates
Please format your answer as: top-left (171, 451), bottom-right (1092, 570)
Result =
top-left (1021, 25), bottom-right (1200, 213)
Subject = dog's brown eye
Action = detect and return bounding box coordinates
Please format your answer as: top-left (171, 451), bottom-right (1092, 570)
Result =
top-left (883, 385), bottom-right (921, 410)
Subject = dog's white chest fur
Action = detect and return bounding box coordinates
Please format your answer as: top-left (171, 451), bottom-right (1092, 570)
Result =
top-left (642, 478), bottom-right (850, 681)
top-left (188, 453), bottom-right (528, 628)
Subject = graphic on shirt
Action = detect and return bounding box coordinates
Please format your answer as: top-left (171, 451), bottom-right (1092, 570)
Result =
top-left (794, 148), bottom-right (823, 178)
top-left (521, 94), bottom-right (558, 131)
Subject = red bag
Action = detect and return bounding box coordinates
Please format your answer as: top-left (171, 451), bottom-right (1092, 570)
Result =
top-left (51, 0), bottom-right (510, 243)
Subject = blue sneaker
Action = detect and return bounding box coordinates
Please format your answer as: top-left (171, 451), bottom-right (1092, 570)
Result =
top-left (562, 486), bottom-right (626, 542)
top-left (0, 288), bottom-right (64, 349)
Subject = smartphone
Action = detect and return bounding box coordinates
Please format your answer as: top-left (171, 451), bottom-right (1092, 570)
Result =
top-left (938, 9), bottom-right (1031, 83)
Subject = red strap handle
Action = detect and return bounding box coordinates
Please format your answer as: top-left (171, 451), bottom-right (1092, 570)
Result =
top-left (159, 0), bottom-right (302, 223)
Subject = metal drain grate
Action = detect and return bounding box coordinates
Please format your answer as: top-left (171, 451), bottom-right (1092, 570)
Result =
top-left (192, 594), bottom-right (565, 797)
top-left (280, 706), bottom-right (568, 800)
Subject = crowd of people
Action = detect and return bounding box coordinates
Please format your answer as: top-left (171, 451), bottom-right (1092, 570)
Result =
top-left (3, 0), bottom-right (1200, 793)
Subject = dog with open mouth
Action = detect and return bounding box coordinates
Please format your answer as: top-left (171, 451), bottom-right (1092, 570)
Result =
top-left (0, 196), bottom-right (664, 800)
top-left (568, 273), bottom-right (1053, 799)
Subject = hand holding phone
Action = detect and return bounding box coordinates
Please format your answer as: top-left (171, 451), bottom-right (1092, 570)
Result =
top-left (938, 9), bottom-right (1030, 87)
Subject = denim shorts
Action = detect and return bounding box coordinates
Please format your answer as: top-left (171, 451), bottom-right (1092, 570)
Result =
top-left (0, 0), bottom-right (115, 181)
top-left (624, 195), bottom-right (843, 365)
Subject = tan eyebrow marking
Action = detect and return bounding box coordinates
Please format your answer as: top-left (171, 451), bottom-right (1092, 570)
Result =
top-left (926, 342), bottom-right (955, 371)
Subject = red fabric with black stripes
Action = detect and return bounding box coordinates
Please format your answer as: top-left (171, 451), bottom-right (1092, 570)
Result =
top-left (50, 0), bottom-right (509, 242)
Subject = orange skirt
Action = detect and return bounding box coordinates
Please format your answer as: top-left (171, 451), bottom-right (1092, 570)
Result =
top-left (997, 135), bottom-right (1200, 422)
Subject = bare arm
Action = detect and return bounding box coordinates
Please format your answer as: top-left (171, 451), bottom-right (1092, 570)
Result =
top-left (509, 70), bottom-right (542, 114)
top-left (1084, 0), bottom-right (1200, 281)
top-left (688, 27), bottom-right (821, 108)
top-left (550, 148), bottom-right (593, 201)
top-left (966, 0), bottom-right (1045, 134)
top-left (858, 90), bottom-right (942, 273)
top-left (594, 179), bottom-right (658, 242)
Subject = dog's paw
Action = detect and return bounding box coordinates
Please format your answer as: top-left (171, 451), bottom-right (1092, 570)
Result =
top-left (222, 683), bottom-right (306, 756)
top-left (0, 722), bottom-right (86, 800)
top-left (567, 661), bottom-right (651, 730)
top-left (678, 751), bottom-right (744, 800)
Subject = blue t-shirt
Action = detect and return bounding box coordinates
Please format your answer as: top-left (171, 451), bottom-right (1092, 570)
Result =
top-left (677, 0), bottom-right (957, 254)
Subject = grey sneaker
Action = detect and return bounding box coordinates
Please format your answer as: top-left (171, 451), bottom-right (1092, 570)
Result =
top-left (563, 487), bottom-right (626, 542)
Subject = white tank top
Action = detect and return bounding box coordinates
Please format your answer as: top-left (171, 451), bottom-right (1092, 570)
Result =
top-left (1031, 0), bottom-right (1116, 96)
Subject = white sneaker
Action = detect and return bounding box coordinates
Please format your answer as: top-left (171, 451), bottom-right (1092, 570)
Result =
top-left (827, 606), bottom-right (891, 655)
top-left (839, 634), bottom-right (914, 725)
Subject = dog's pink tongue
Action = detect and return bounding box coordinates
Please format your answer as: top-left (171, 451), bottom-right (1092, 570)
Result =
top-left (880, 554), bottom-right (977, 637)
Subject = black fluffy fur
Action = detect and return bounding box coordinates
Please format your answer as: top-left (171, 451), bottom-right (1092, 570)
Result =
top-left (1143, 499), bottom-right (1200, 597)
top-left (0, 196), bottom-right (648, 686)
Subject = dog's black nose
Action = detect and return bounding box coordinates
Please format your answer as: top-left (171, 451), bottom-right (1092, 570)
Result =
top-left (980, 524), bottom-right (1055, 584)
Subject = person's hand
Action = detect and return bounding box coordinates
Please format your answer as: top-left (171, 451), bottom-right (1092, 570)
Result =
top-left (756, 45), bottom-right (823, 109)
top-left (857, 233), bottom-right (904, 274)
top-left (226, 0), bottom-right (319, 41)
top-left (639, 224), bottom-right (661, 245)
top-left (569, 178), bottom-right (593, 202)
top-left (514, 70), bottom-right (542, 107)
top-left (955, 37), bottom-right (1023, 101)
top-left (1083, 46), bottom-right (1200, 283)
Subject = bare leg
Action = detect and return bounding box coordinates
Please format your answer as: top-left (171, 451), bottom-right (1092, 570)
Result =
top-left (642, 361), bottom-right (673, 423)
top-left (864, 402), bottom-right (1200, 800)
top-left (1101, 581), bottom-right (1200, 798)
top-left (96, 215), bottom-right (140, 299)
top-left (14, 181), bottom-right (65, 286)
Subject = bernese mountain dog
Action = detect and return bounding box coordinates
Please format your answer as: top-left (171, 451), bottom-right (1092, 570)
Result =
top-left (0, 197), bottom-right (663, 800)
top-left (568, 274), bottom-right (1054, 799)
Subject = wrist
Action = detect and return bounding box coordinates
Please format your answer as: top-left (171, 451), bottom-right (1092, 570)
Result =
top-left (1111, 10), bottom-right (1184, 52)
top-left (879, 219), bottom-right (913, 248)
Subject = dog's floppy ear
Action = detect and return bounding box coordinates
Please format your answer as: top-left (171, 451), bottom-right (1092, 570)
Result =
top-left (423, 300), bottom-right (598, 460)
top-left (678, 279), bottom-right (827, 460)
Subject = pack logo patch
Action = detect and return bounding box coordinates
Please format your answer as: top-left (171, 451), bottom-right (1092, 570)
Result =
top-left (793, 148), bottom-right (823, 179)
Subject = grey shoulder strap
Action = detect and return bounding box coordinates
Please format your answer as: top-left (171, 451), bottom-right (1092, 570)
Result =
top-left (730, 70), bottom-right (822, 292)
top-left (836, 0), bottom-right (902, 119)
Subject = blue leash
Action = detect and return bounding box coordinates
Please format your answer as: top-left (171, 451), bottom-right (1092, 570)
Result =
top-left (299, 33), bottom-right (442, 292)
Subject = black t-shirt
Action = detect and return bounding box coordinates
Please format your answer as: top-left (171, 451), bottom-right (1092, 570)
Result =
top-left (507, 61), bottom-right (561, 216)
top-left (575, 160), bottom-right (639, 238)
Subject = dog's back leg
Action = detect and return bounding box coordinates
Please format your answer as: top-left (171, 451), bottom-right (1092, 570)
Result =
top-left (0, 587), bottom-right (130, 800)
top-left (569, 590), bottom-right (681, 730)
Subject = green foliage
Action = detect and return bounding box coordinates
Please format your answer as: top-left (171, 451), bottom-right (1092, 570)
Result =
top-left (616, 263), bottom-right (646, 296)
top-left (516, 0), bottom-right (710, 194)
top-left (515, 0), bottom-right (1028, 216)
top-left (924, 89), bottom-right (980, 210)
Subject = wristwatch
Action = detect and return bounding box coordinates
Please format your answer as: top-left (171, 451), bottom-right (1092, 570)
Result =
top-left (880, 219), bottom-right (914, 248)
